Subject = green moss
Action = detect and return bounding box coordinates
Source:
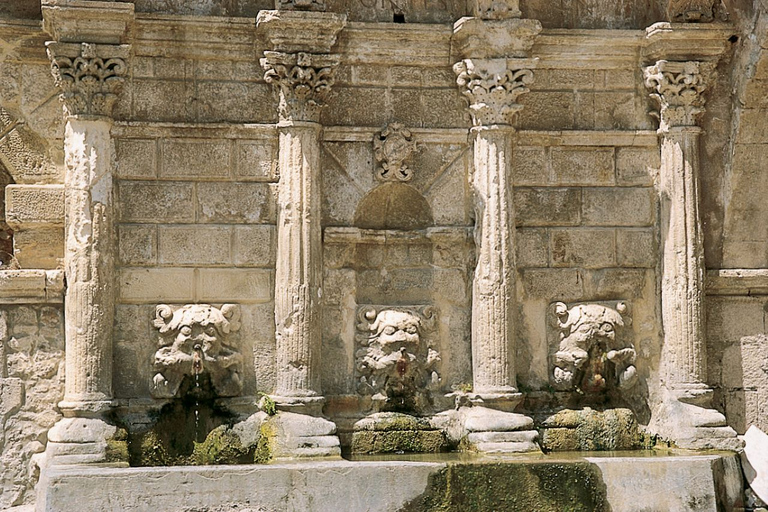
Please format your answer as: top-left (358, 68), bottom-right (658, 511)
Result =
top-left (254, 423), bottom-right (275, 464)
top-left (351, 430), bottom-right (447, 454)
top-left (259, 393), bottom-right (277, 416)
top-left (540, 408), bottom-right (641, 451)
top-left (192, 425), bottom-right (254, 465)
top-left (105, 427), bottom-right (129, 463)
top-left (399, 461), bottom-right (609, 512)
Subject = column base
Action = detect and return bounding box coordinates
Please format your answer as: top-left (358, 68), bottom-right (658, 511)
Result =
top-left (264, 411), bottom-right (341, 459)
top-left (270, 394), bottom-right (326, 416)
top-left (467, 391), bottom-right (523, 412)
top-left (41, 417), bottom-right (124, 467)
top-left (649, 386), bottom-right (743, 451)
top-left (458, 406), bottom-right (540, 453)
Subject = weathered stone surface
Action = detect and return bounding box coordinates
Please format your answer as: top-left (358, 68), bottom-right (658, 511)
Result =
top-left (742, 425), bottom-right (768, 505)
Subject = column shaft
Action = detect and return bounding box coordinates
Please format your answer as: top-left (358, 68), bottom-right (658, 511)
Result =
top-left (62, 118), bottom-right (115, 408)
top-left (471, 126), bottom-right (517, 394)
top-left (274, 123), bottom-right (323, 398)
top-left (660, 128), bottom-right (706, 388)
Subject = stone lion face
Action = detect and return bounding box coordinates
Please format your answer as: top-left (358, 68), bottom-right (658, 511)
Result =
top-left (370, 310), bottom-right (420, 346)
top-left (157, 304), bottom-right (233, 356)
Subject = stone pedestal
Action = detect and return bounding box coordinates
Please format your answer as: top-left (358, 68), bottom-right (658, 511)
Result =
top-left (643, 60), bottom-right (740, 451)
top-left (452, 11), bottom-right (541, 453)
top-left (257, 10), bottom-right (346, 457)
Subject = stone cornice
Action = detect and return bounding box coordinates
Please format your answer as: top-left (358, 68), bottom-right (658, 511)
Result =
top-left (454, 57), bottom-right (538, 127)
top-left (256, 10), bottom-right (346, 54)
top-left (642, 22), bottom-right (735, 62)
top-left (643, 59), bottom-right (715, 130)
top-left (47, 41), bottom-right (130, 118)
top-left (706, 269), bottom-right (768, 296)
top-left (452, 17), bottom-right (541, 59)
top-left (42, 0), bottom-right (134, 44)
top-left (0, 270), bottom-right (64, 304)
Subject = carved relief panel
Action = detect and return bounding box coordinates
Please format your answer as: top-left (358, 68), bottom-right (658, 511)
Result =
top-left (355, 305), bottom-right (440, 413)
top-left (548, 301), bottom-right (637, 395)
top-left (151, 304), bottom-right (243, 399)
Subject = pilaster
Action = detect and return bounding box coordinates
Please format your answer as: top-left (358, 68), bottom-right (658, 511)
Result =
top-left (451, 4), bottom-right (541, 452)
top-left (257, 9), bottom-right (345, 458)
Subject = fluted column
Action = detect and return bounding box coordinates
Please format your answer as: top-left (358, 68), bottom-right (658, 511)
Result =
top-left (49, 43), bottom-right (127, 412)
top-left (644, 60), bottom-right (739, 450)
top-left (258, 8), bottom-right (344, 421)
top-left (454, 58), bottom-right (537, 398)
top-left (40, 37), bottom-right (129, 464)
top-left (449, 10), bottom-right (541, 453)
top-left (453, 14), bottom-right (540, 409)
top-left (261, 49), bottom-right (340, 405)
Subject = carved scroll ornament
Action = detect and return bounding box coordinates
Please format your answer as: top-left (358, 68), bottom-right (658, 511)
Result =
top-left (643, 60), bottom-right (715, 130)
top-left (373, 123), bottom-right (416, 182)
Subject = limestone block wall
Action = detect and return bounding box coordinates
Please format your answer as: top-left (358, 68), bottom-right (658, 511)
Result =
top-left (113, 123), bottom-right (279, 400)
top-left (0, 273), bottom-right (65, 509)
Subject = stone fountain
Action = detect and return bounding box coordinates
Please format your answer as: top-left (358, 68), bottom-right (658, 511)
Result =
top-left (1, 0), bottom-right (764, 510)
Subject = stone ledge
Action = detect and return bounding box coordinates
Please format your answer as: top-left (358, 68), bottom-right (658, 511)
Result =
top-left (707, 269), bottom-right (768, 296)
top-left (0, 269), bottom-right (64, 304)
top-left (323, 226), bottom-right (473, 245)
top-left (36, 453), bottom-right (742, 512)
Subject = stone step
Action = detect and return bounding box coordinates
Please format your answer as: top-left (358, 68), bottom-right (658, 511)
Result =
top-left (467, 430), bottom-right (539, 444)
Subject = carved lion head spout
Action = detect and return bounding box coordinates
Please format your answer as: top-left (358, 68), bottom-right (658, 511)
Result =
top-left (356, 306), bottom-right (440, 414)
top-left (550, 301), bottom-right (637, 395)
top-left (151, 304), bottom-right (243, 399)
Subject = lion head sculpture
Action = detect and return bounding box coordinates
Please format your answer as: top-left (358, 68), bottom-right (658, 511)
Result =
top-left (550, 301), bottom-right (637, 394)
top-left (151, 304), bottom-right (243, 399)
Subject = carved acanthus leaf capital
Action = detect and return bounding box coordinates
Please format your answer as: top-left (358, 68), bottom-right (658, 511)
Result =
top-left (453, 58), bottom-right (537, 127)
top-left (46, 42), bottom-right (129, 118)
top-left (261, 51), bottom-right (340, 122)
top-left (643, 60), bottom-right (715, 130)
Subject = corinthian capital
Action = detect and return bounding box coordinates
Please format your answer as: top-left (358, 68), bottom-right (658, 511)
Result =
top-left (261, 51), bottom-right (340, 123)
top-left (643, 60), bottom-right (716, 130)
top-left (454, 58), bottom-right (537, 127)
top-left (47, 42), bottom-right (129, 119)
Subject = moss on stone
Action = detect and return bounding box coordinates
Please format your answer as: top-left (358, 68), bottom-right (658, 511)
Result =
top-left (399, 461), bottom-right (609, 512)
top-left (351, 430), bottom-right (447, 454)
top-left (254, 423), bottom-right (275, 464)
top-left (540, 408), bottom-right (641, 451)
top-left (191, 425), bottom-right (254, 465)
top-left (105, 427), bottom-right (129, 463)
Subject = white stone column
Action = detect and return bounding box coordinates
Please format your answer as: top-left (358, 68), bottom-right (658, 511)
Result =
top-left (257, 10), bottom-right (345, 457)
top-left (451, 14), bottom-right (542, 452)
top-left (40, 40), bottom-right (129, 464)
top-left (644, 60), bottom-right (740, 450)
top-left (453, 29), bottom-right (538, 408)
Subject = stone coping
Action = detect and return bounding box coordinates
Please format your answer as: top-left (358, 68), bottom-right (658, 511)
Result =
top-left (0, 269), bottom-right (64, 304)
top-left (707, 269), bottom-right (768, 296)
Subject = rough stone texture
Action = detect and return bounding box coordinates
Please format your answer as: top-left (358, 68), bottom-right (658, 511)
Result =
top-left (0, 306), bottom-right (64, 509)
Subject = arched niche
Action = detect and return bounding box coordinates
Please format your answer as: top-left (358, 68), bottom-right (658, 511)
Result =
top-left (354, 182), bottom-right (433, 231)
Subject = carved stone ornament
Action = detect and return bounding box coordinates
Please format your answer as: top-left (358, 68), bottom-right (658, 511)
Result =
top-left (643, 60), bottom-right (715, 130)
top-left (666, 0), bottom-right (716, 22)
top-left (549, 301), bottom-right (637, 394)
top-left (47, 42), bottom-right (128, 118)
top-left (151, 304), bottom-right (243, 399)
top-left (275, 0), bottom-right (326, 12)
top-left (355, 306), bottom-right (440, 413)
top-left (261, 50), bottom-right (340, 122)
top-left (373, 123), bottom-right (416, 182)
top-left (454, 58), bottom-right (535, 127)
